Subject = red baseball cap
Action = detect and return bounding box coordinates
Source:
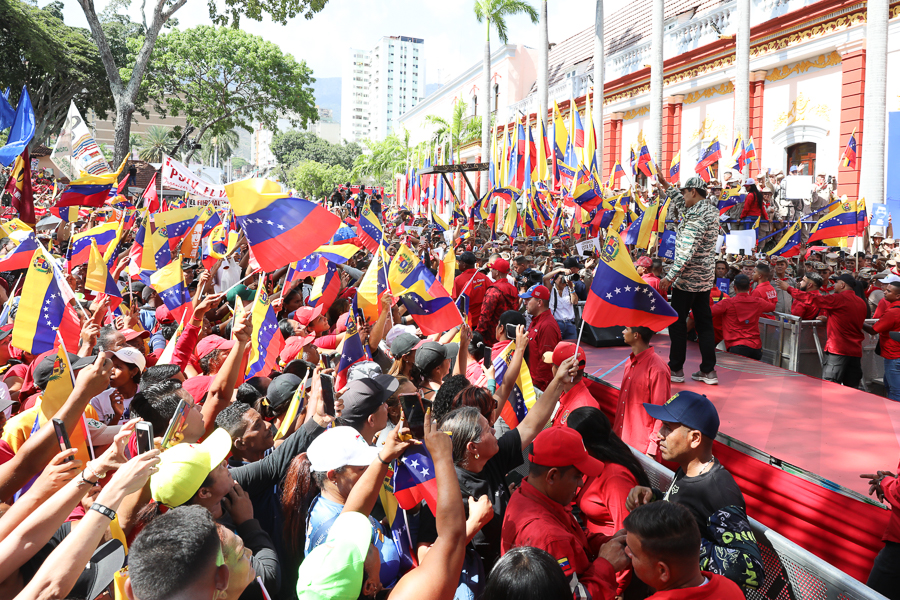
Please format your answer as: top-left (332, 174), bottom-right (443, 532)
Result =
top-left (182, 375), bottom-right (212, 404)
top-left (293, 305), bottom-right (324, 327)
top-left (122, 329), bottom-right (151, 341)
top-left (195, 335), bottom-right (235, 359)
top-left (489, 258), bottom-right (510, 274)
top-left (334, 312), bottom-right (351, 334)
top-left (529, 427), bottom-right (603, 476)
top-left (635, 256), bottom-right (653, 268)
top-left (155, 305), bottom-right (175, 324)
top-left (542, 342), bottom-right (587, 367)
top-left (279, 333), bottom-right (316, 364)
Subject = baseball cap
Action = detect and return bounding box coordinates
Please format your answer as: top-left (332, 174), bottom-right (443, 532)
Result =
top-left (307, 426), bottom-right (380, 471)
top-left (226, 284), bottom-right (255, 306)
top-left (744, 178), bottom-right (755, 186)
top-left (340, 377), bottom-right (398, 430)
top-left (69, 539), bottom-right (126, 600)
top-left (112, 346), bottom-right (146, 372)
top-left (879, 273), bottom-right (900, 284)
top-left (34, 352), bottom-right (80, 390)
top-left (635, 256), bottom-right (653, 268)
top-left (266, 374), bottom-right (303, 409)
top-left (542, 341), bottom-right (587, 367)
top-left (680, 176), bottom-right (708, 193)
top-left (294, 305), bottom-right (324, 327)
top-left (122, 328), bottom-right (150, 342)
top-left (413, 341), bottom-right (454, 372)
top-left (390, 333), bottom-right (422, 359)
top-left (489, 258), bottom-right (510, 274)
top-left (563, 257), bottom-right (583, 269)
top-left (182, 375), bottom-right (213, 404)
top-left (150, 428), bottom-right (232, 508)
top-left (296, 511), bottom-right (373, 600)
top-left (279, 333), bottom-right (316, 364)
top-left (155, 305), bottom-right (176, 324)
top-left (643, 391), bottom-right (720, 439)
top-left (348, 361), bottom-right (383, 382)
top-left (529, 427), bottom-right (603, 477)
top-left (196, 335), bottom-right (235, 359)
top-left (520, 284), bottom-right (550, 300)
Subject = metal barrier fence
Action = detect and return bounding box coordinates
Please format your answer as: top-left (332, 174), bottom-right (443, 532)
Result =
top-left (630, 450), bottom-right (888, 600)
top-left (759, 314), bottom-right (883, 389)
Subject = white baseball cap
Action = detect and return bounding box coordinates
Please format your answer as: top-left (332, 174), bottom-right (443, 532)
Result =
top-left (879, 274), bottom-right (900, 284)
top-left (112, 346), bottom-right (146, 372)
top-left (307, 426), bottom-right (379, 472)
top-left (744, 178), bottom-right (755, 186)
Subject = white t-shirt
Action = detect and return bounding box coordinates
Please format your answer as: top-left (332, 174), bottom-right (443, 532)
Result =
top-left (549, 286), bottom-right (575, 321)
top-left (90, 389), bottom-right (133, 425)
top-left (213, 257), bottom-right (242, 293)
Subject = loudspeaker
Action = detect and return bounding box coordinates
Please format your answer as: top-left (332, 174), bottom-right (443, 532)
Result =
top-left (580, 324), bottom-right (627, 348)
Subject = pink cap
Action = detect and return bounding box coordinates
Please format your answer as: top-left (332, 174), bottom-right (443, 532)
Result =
top-left (293, 305), bottom-right (324, 327)
top-left (279, 334), bottom-right (316, 363)
top-left (182, 375), bottom-right (213, 404)
top-left (195, 335), bottom-right (235, 359)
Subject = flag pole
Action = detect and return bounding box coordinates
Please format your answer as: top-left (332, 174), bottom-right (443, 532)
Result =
top-left (55, 328), bottom-right (95, 460)
top-left (222, 271), bottom-right (259, 296)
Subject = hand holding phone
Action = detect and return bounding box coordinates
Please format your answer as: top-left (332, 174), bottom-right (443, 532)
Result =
top-left (135, 421), bottom-right (154, 454)
top-left (320, 374), bottom-right (336, 417)
top-left (400, 392), bottom-right (427, 439)
top-left (52, 418), bottom-right (74, 462)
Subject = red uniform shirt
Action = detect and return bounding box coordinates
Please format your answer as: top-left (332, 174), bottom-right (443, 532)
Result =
top-left (788, 288), bottom-right (867, 357)
top-left (874, 297), bottom-right (889, 319)
top-left (709, 288), bottom-right (726, 344)
top-left (873, 300), bottom-right (900, 359)
top-left (641, 273), bottom-right (661, 293)
top-left (614, 347), bottom-right (670, 456)
top-left (711, 292), bottom-right (776, 350)
top-left (752, 280), bottom-right (777, 305)
top-left (880, 459), bottom-right (900, 544)
top-left (551, 379), bottom-right (600, 427)
top-left (646, 573), bottom-right (745, 600)
top-left (476, 279), bottom-right (520, 346)
top-left (453, 268), bottom-right (492, 329)
top-left (791, 288), bottom-right (821, 320)
top-left (501, 479), bottom-right (617, 600)
top-left (527, 310), bottom-right (561, 391)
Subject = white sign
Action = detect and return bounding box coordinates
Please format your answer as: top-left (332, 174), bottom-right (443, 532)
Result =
top-left (783, 175), bottom-right (813, 201)
top-left (51, 101), bottom-right (110, 180)
top-left (576, 237), bottom-right (601, 256)
top-left (725, 230), bottom-right (756, 255)
top-left (162, 155), bottom-right (228, 200)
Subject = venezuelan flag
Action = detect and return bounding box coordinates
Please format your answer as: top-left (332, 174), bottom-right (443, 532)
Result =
top-left (149, 260), bottom-right (191, 322)
top-left (840, 128), bottom-right (858, 169)
top-left (808, 197), bottom-right (857, 243)
top-left (856, 197), bottom-right (868, 236)
top-left (85, 240), bottom-right (122, 310)
top-left (285, 255), bottom-right (327, 283)
top-left (308, 262), bottom-right (341, 309)
top-left (669, 152), bottom-right (681, 180)
top-left (717, 188), bottom-right (745, 215)
top-left (50, 206), bottom-right (81, 223)
top-left (388, 244), bottom-right (437, 295)
top-left (200, 207), bottom-right (222, 237)
top-left (67, 221), bottom-right (119, 266)
top-left (11, 248), bottom-right (81, 355)
top-left (622, 197), bottom-right (659, 249)
top-left (767, 220), bottom-right (803, 257)
top-left (0, 231), bottom-right (39, 271)
top-left (57, 183), bottom-right (112, 208)
top-left (225, 178), bottom-right (341, 271)
top-left (695, 139), bottom-right (722, 173)
top-left (335, 296), bottom-right (371, 390)
top-left (438, 246), bottom-right (455, 296)
top-left (128, 211), bottom-right (157, 281)
top-left (398, 280), bottom-right (462, 336)
top-left (583, 234), bottom-right (678, 330)
top-left (357, 247), bottom-right (389, 323)
top-left (246, 276), bottom-right (285, 378)
top-left (608, 161), bottom-right (626, 189)
top-left (358, 200), bottom-right (384, 253)
top-left (154, 207), bottom-right (202, 248)
top-left (492, 340), bottom-right (536, 428)
top-left (571, 166), bottom-right (604, 212)
top-left (315, 244), bottom-right (359, 265)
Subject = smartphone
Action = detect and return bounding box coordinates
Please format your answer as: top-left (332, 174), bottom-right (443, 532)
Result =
top-left (52, 418), bottom-right (74, 462)
top-left (400, 393), bottom-right (426, 439)
top-left (161, 399), bottom-right (190, 450)
top-left (484, 345), bottom-right (492, 366)
top-left (320, 354), bottom-right (335, 370)
top-left (505, 323), bottom-right (519, 341)
top-left (320, 374), bottom-right (336, 417)
top-left (135, 421), bottom-right (154, 455)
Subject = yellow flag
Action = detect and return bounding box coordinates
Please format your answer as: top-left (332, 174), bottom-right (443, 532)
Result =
top-left (41, 346), bottom-right (75, 419)
top-left (275, 372), bottom-right (308, 441)
top-left (388, 244), bottom-right (422, 295)
top-left (85, 240), bottom-right (109, 295)
top-left (358, 247), bottom-right (386, 323)
top-left (535, 103), bottom-right (549, 183)
top-left (440, 246), bottom-right (456, 295)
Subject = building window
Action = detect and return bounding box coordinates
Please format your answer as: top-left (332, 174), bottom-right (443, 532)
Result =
top-left (786, 142), bottom-right (816, 175)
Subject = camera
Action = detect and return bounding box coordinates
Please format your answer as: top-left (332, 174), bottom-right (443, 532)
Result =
top-left (567, 273), bottom-right (580, 282)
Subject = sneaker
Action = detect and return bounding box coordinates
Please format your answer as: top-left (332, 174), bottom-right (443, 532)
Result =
top-left (691, 370), bottom-right (718, 385)
top-left (671, 369), bottom-right (685, 383)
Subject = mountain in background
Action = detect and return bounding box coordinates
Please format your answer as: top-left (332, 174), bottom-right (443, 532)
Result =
top-left (312, 77), bottom-right (342, 123)
top-left (424, 83), bottom-right (441, 99)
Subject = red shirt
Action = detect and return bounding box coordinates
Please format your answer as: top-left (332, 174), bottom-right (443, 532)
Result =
top-left (880, 459), bottom-right (900, 543)
top-left (873, 300), bottom-right (900, 359)
top-left (501, 479), bottom-right (617, 600)
top-left (752, 281), bottom-right (777, 305)
top-left (647, 573), bottom-right (745, 600)
top-left (614, 347), bottom-right (670, 455)
top-left (711, 292), bottom-right (776, 350)
top-left (875, 297), bottom-right (889, 319)
top-left (527, 310), bottom-right (561, 391)
top-left (709, 288), bottom-right (726, 344)
top-left (739, 190), bottom-right (767, 219)
top-left (551, 379), bottom-right (600, 427)
top-left (476, 279), bottom-right (520, 346)
top-left (641, 273), bottom-right (661, 293)
top-left (788, 288), bottom-right (867, 357)
top-left (791, 288), bottom-right (821, 320)
top-left (453, 268), bottom-right (492, 328)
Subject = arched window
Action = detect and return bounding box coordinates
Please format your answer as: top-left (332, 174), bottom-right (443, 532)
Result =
top-left (786, 142), bottom-right (816, 175)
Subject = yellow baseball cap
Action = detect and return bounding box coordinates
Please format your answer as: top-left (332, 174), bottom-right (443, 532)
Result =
top-left (150, 428), bottom-right (232, 508)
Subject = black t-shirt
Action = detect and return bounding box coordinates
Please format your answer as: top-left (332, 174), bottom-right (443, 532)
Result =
top-left (418, 428), bottom-right (523, 572)
top-left (663, 459), bottom-right (746, 533)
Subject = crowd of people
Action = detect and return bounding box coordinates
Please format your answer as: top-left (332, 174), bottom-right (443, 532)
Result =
top-left (0, 159), bottom-right (898, 600)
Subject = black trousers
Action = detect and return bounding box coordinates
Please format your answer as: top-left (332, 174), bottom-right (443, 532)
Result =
top-left (822, 352), bottom-right (863, 389)
top-left (728, 345), bottom-right (763, 360)
top-left (668, 287), bottom-right (716, 374)
top-left (868, 541), bottom-right (900, 599)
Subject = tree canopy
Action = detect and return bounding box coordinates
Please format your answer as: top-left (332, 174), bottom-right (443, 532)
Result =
top-left (141, 25), bottom-right (318, 161)
top-left (352, 130), bottom-right (412, 192)
top-left (0, 0), bottom-right (113, 147)
top-left (271, 130), bottom-right (362, 172)
top-left (287, 160), bottom-right (350, 200)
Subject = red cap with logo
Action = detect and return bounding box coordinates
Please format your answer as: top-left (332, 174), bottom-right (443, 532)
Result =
top-left (529, 427), bottom-right (603, 476)
top-left (293, 305), bottom-right (324, 327)
top-left (542, 341), bottom-right (587, 367)
top-left (489, 258), bottom-right (510, 274)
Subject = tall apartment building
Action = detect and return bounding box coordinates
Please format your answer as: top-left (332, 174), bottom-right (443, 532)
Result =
top-left (341, 36), bottom-right (426, 144)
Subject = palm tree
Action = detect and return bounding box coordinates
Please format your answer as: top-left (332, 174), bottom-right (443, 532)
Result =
top-left (201, 130), bottom-right (240, 169)
top-left (735, 0), bottom-right (750, 177)
top-left (352, 129), bottom-right (412, 189)
top-left (138, 126), bottom-right (175, 162)
top-left (475, 0), bottom-right (539, 194)
top-left (649, 0), bottom-right (664, 165)
top-left (593, 0), bottom-right (603, 171)
top-left (424, 100), bottom-right (482, 163)
top-left (538, 0), bottom-right (548, 131)
top-left (862, 0), bottom-right (888, 224)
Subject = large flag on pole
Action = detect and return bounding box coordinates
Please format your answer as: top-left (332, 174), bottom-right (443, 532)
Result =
top-left (245, 276), bottom-right (285, 378)
top-left (4, 147), bottom-right (35, 224)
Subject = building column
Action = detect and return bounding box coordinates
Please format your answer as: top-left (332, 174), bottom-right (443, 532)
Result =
top-left (662, 96), bottom-right (684, 171)
top-left (748, 71), bottom-right (767, 177)
top-left (603, 113), bottom-right (624, 178)
top-left (837, 41), bottom-right (866, 203)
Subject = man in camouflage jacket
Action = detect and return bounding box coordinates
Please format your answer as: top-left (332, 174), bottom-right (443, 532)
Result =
top-left (658, 175), bottom-right (721, 385)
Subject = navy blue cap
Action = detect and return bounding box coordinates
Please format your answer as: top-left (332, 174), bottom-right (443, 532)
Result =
top-left (643, 391), bottom-right (720, 438)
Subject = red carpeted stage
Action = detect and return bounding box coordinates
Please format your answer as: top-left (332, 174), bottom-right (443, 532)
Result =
top-left (580, 335), bottom-right (899, 582)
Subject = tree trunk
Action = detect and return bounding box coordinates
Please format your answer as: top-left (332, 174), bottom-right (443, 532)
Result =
top-left (114, 100), bottom-right (135, 164)
top-left (538, 0), bottom-right (549, 131)
top-left (862, 0), bottom-right (888, 225)
top-left (735, 0), bottom-right (751, 177)
top-left (480, 19), bottom-right (492, 195)
top-left (593, 0), bottom-right (604, 174)
top-left (649, 0), bottom-right (664, 166)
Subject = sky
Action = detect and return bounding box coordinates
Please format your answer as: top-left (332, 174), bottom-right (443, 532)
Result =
top-left (53, 0), bottom-right (629, 85)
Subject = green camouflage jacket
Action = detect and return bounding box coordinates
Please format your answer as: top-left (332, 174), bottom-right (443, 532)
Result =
top-left (666, 188), bottom-right (719, 292)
